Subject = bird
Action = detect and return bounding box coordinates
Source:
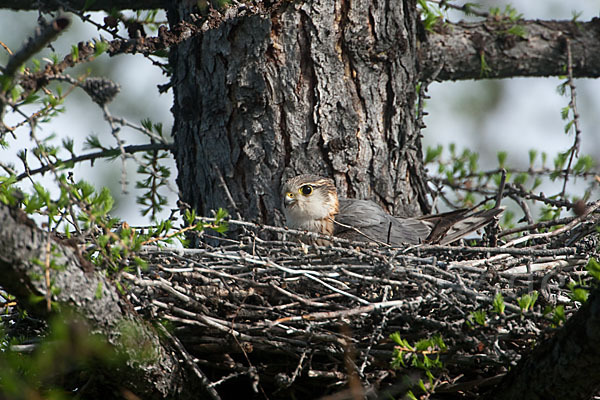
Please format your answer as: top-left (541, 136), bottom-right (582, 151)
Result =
top-left (282, 174), bottom-right (503, 246)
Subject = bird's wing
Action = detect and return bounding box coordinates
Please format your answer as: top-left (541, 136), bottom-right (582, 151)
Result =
top-left (421, 207), bottom-right (504, 245)
top-left (335, 199), bottom-right (430, 245)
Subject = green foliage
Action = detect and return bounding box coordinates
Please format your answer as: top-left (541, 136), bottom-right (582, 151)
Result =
top-left (492, 292), bottom-right (505, 314)
top-left (136, 120), bottom-right (171, 220)
top-left (0, 315), bottom-right (122, 399)
top-left (467, 309), bottom-right (487, 327)
top-left (586, 258), bottom-right (600, 282)
top-left (551, 305), bottom-right (565, 327)
top-left (479, 52), bottom-right (491, 78)
top-left (70, 44), bottom-right (79, 62)
top-left (92, 39), bottom-right (109, 57)
top-left (502, 209), bottom-right (515, 228)
top-left (573, 155), bottom-right (594, 174)
top-left (506, 25), bottom-right (526, 38)
top-left (425, 144), bottom-right (443, 164)
top-left (567, 280), bottom-right (588, 303)
top-left (513, 172), bottom-right (528, 185)
top-left (0, 175), bottom-right (20, 206)
top-left (497, 151), bottom-right (507, 168)
top-left (417, 0), bottom-right (444, 31)
top-left (390, 332), bottom-right (447, 397)
top-left (539, 205), bottom-right (561, 222)
top-left (390, 332), bottom-right (446, 371)
top-left (517, 291), bottom-right (538, 312)
top-left (117, 319), bottom-right (158, 364)
top-left (528, 149), bottom-right (537, 167)
top-left (489, 4), bottom-right (523, 22)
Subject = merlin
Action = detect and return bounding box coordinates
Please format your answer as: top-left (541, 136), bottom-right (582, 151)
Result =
top-left (282, 174), bottom-right (503, 246)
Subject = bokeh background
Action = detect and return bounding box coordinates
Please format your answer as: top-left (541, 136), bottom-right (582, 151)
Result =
top-left (0, 1), bottom-right (598, 225)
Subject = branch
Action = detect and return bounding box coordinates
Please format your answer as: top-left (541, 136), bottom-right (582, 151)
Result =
top-left (0, 0), bottom-right (166, 11)
top-left (3, 15), bottom-right (70, 77)
top-left (419, 19), bottom-right (600, 81)
top-left (0, 202), bottom-right (201, 399)
top-left (13, 142), bottom-right (172, 182)
top-left (16, 22), bottom-right (200, 96)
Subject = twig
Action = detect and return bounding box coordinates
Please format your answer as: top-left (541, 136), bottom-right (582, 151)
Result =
top-left (498, 214), bottom-right (578, 238)
top-left (3, 16), bottom-right (70, 77)
top-left (102, 105), bottom-right (132, 193)
top-left (44, 234), bottom-right (52, 313)
top-left (408, 244), bottom-right (576, 257)
top-left (214, 166), bottom-right (242, 219)
top-left (156, 323), bottom-right (222, 400)
top-left (495, 169), bottom-right (506, 209)
top-left (503, 199), bottom-right (600, 247)
top-left (560, 38), bottom-right (582, 199)
top-left (11, 143), bottom-right (172, 183)
top-left (272, 300), bottom-right (405, 326)
top-left (0, 39), bottom-right (13, 55)
top-left (430, 0), bottom-right (490, 18)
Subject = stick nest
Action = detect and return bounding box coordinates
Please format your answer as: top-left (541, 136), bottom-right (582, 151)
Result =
top-left (123, 211), bottom-right (600, 399)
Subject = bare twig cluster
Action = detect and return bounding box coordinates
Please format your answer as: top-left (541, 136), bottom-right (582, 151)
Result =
top-left (121, 207), bottom-right (599, 398)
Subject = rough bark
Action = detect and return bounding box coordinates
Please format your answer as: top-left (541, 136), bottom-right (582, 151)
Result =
top-left (0, 203), bottom-right (197, 399)
top-left (419, 19), bottom-right (600, 81)
top-left (486, 289), bottom-right (600, 400)
top-left (169, 0), bottom-right (431, 234)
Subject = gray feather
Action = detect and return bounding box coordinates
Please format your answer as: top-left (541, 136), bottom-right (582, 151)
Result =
top-left (334, 199), bottom-right (431, 245)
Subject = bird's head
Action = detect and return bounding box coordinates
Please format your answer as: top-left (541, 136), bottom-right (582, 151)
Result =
top-left (282, 174), bottom-right (339, 232)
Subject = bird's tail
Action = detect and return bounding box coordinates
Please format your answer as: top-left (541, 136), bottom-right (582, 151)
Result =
top-left (421, 207), bottom-right (504, 245)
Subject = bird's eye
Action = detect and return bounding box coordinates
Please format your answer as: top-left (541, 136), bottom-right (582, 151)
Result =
top-left (299, 185), bottom-right (313, 196)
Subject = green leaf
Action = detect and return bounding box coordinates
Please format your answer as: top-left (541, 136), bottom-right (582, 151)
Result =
top-left (492, 292), bottom-right (505, 314)
top-left (480, 52), bottom-right (491, 78)
top-left (573, 155), bottom-right (594, 173)
top-left (93, 40), bottom-right (109, 58)
top-left (469, 310), bottom-right (487, 326)
top-left (497, 151), bottom-right (507, 168)
top-left (95, 282), bottom-right (103, 299)
top-left (425, 145), bottom-right (443, 164)
top-left (564, 120), bottom-right (574, 134)
top-left (517, 291), bottom-right (538, 312)
top-left (507, 25), bottom-right (526, 38)
top-left (586, 258), bottom-right (600, 282)
top-left (513, 172), bottom-right (528, 186)
top-left (568, 282), bottom-right (588, 303)
top-left (528, 149), bottom-right (537, 166)
top-left (83, 134), bottom-right (103, 150)
top-left (71, 45), bottom-right (79, 62)
top-left (552, 305), bottom-right (565, 327)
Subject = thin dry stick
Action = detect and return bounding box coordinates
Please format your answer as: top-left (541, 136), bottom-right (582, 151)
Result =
top-left (561, 38), bottom-right (583, 199)
top-left (0, 39), bottom-right (12, 55)
top-left (272, 300), bottom-right (405, 326)
top-left (44, 235), bottom-right (52, 312)
top-left (503, 199), bottom-right (600, 247)
top-left (156, 323), bottom-right (222, 400)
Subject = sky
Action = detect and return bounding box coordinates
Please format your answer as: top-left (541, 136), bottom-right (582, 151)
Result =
top-left (0, 1), bottom-right (598, 226)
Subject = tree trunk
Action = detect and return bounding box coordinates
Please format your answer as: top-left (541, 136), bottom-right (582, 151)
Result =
top-left (169, 0), bottom-right (431, 231)
top-left (0, 204), bottom-right (199, 399)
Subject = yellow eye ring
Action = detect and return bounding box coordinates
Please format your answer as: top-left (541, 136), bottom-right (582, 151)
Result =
top-left (299, 185), bottom-right (313, 196)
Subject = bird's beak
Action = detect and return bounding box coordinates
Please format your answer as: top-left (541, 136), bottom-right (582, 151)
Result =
top-left (284, 192), bottom-right (296, 208)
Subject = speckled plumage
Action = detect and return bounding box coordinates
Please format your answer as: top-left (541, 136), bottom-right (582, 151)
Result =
top-left (282, 174), bottom-right (503, 246)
